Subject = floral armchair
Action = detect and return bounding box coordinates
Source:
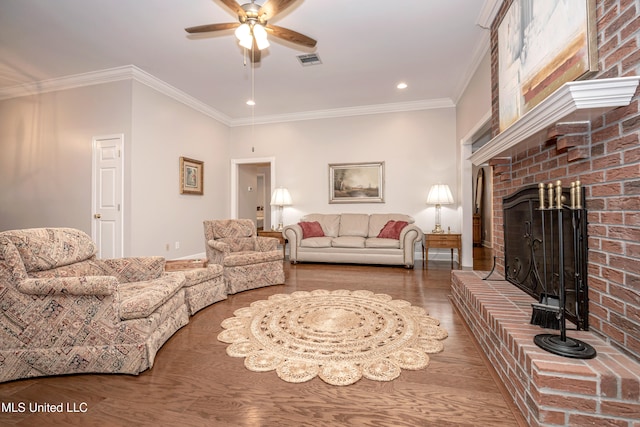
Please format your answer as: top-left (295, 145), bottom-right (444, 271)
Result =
top-left (203, 219), bottom-right (285, 294)
top-left (0, 227), bottom-right (189, 383)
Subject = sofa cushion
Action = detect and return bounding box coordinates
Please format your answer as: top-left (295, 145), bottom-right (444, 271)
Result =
top-left (368, 214), bottom-right (414, 237)
top-left (299, 221), bottom-right (325, 238)
top-left (119, 273), bottom-right (185, 320)
top-left (377, 220), bottom-right (409, 239)
top-left (332, 236), bottom-right (366, 248)
top-left (301, 236), bottom-right (333, 248)
top-left (338, 214), bottom-right (369, 237)
top-left (223, 250), bottom-right (282, 267)
top-left (365, 238), bottom-right (401, 249)
top-left (2, 228), bottom-right (97, 273)
top-left (179, 264), bottom-right (223, 288)
top-left (209, 219), bottom-right (255, 239)
top-left (219, 237), bottom-right (256, 252)
top-left (302, 214), bottom-right (340, 237)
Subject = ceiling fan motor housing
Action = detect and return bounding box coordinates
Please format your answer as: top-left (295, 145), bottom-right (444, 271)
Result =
top-left (241, 2), bottom-right (262, 24)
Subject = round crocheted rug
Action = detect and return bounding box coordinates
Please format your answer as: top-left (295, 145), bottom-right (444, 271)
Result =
top-left (217, 289), bottom-right (448, 386)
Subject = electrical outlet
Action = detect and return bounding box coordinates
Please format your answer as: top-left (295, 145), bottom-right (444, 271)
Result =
top-left (175, 241), bottom-right (180, 249)
top-left (165, 243), bottom-right (170, 251)
top-left (248, 186), bottom-right (253, 192)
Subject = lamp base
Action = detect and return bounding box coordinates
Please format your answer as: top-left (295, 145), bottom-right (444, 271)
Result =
top-left (534, 334), bottom-right (597, 359)
top-left (432, 224), bottom-right (445, 234)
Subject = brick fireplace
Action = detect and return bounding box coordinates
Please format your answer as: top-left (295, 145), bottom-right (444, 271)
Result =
top-left (451, 1), bottom-right (640, 425)
top-left (487, 0), bottom-right (640, 365)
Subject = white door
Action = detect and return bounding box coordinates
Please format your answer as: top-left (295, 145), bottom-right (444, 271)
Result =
top-left (92, 135), bottom-right (124, 258)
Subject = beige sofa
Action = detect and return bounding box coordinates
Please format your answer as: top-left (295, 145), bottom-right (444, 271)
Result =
top-left (0, 227), bottom-right (209, 383)
top-left (283, 213), bottom-right (423, 268)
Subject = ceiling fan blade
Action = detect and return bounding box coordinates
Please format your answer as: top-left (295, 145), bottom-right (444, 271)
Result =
top-left (185, 22), bottom-right (240, 34)
top-left (266, 25), bottom-right (316, 48)
top-left (218, 0), bottom-right (246, 18)
top-left (259, 0), bottom-right (297, 20)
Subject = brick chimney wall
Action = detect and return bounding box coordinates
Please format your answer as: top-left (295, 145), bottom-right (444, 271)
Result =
top-left (490, 0), bottom-right (640, 362)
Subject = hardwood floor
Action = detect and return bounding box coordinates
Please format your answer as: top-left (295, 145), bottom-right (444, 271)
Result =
top-left (0, 248), bottom-right (526, 427)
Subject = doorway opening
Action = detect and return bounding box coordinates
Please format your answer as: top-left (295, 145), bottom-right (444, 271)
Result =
top-left (231, 157), bottom-right (275, 230)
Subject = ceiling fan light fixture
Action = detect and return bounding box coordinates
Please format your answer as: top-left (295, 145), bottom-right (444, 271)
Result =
top-left (234, 23), bottom-right (251, 41)
top-left (255, 36), bottom-right (270, 50)
top-left (239, 36), bottom-right (253, 50)
top-left (253, 24), bottom-right (270, 50)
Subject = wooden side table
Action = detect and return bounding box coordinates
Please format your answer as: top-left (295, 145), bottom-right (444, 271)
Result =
top-left (423, 233), bottom-right (462, 269)
top-left (257, 230), bottom-right (287, 259)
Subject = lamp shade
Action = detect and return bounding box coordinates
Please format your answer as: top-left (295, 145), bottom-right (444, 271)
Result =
top-left (270, 187), bottom-right (292, 206)
top-left (427, 184), bottom-right (454, 205)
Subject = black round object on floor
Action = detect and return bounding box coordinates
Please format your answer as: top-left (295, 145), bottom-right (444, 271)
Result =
top-left (534, 334), bottom-right (597, 359)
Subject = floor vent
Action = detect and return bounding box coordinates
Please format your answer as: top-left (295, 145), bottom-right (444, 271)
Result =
top-left (296, 53), bottom-right (322, 66)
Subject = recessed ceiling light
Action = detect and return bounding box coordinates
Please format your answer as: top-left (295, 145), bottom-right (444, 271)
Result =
top-left (246, 100), bottom-right (256, 106)
top-left (397, 82), bottom-right (408, 89)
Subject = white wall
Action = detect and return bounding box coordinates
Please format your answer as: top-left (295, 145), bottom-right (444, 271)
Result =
top-left (0, 80), bottom-right (231, 259)
top-left (0, 81), bottom-right (132, 234)
top-left (455, 50), bottom-right (492, 266)
top-left (230, 109), bottom-right (459, 249)
top-left (130, 82), bottom-right (230, 258)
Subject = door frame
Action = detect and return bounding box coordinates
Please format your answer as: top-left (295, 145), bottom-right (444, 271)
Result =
top-left (231, 157), bottom-right (276, 227)
top-left (91, 133), bottom-right (125, 258)
top-left (460, 111), bottom-right (491, 268)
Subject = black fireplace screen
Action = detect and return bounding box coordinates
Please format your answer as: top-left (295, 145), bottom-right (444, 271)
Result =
top-left (503, 184), bottom-right (589, 330)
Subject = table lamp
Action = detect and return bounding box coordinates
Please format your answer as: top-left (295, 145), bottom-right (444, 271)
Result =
top-left (270, 187), bottom-right (292, 231)
top-left (427, 184), bottom-right (453, 234)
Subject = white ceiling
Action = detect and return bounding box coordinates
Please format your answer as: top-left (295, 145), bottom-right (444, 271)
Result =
top-left (0, 0), bottom-right (498, 123)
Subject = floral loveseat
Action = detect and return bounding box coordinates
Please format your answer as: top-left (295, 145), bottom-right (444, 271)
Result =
top-left (283, 213), bottom-right (423, 268)
top-left (0, 227), bottom-right (190, 383)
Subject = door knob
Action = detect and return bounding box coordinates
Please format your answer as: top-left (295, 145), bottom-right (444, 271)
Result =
top-left (94, 214), bottom-right (101, 219)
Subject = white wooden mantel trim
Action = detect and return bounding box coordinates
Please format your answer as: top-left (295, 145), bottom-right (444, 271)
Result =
top-left (470, 76), bottom-right (640, 165)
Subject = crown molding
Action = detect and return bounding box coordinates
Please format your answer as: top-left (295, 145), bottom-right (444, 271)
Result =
top-left (0, 66), bottom-right (133, 101)
top-left (0, 65), bottom-right (456, 127)
top-left (128, 67), bottom-right (232, 125)
top-left (229, 98), bottom-right (455, 127)
top-left (470, 76), bottom-right (640, 165)
top-left (477, 0), bottom-right (503, 28)
top-left (0, 65), bottom-right (234, 125)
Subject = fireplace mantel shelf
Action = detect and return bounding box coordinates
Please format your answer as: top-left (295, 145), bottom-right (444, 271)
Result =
top-left (470, 76), bottom-right (640, 165)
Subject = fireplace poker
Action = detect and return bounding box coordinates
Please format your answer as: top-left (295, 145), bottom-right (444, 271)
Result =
top-left (530, 182), bottom-right (560, 329)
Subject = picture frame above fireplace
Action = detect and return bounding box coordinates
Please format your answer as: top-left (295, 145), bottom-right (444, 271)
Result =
top-left (497, 0), bottom-right (598, 131)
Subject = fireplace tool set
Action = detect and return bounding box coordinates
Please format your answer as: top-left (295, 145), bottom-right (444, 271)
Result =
top-left (532, 180), bottom-right (596, 359)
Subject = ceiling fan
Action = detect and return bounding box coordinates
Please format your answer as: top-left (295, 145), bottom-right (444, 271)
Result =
top-left (185, 0), bottom-right (317, 62)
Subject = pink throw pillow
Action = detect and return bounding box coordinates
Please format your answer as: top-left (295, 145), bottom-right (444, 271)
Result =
top-left (377, 220), bottom-right (409, 239)
top-left (299, 221), bottom-right (325, 238)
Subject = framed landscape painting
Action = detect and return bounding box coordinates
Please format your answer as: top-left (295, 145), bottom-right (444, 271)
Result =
top-left (329, 162), bottom-right (384, 204)
top-left (498, 0), bottom-right (597, 131)
top-left (179, 157), bottom-right (204, 195)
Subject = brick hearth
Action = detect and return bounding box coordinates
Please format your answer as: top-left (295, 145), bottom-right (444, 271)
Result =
top-left (451, 270), bottom-right (640, 427)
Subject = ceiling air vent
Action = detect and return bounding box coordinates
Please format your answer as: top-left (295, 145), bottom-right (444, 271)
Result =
top-left (296, 53), bottom-right (322, 66)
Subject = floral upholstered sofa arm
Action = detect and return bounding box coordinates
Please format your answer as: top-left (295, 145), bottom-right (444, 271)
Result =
top-left (206, 240), bottom-right (230, 265)
top-left (16, 276), bottom-right (118, 296)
